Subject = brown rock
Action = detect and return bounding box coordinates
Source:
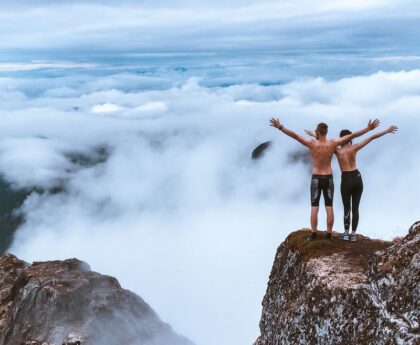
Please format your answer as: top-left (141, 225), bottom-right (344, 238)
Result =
top-left (254, 223), bottom-right (420, 345)
top-left (0, 255), bottom-right (193, 345)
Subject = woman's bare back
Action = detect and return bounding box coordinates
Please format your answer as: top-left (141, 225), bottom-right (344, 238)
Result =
top-left (335, 145), bottom-right (357, 172)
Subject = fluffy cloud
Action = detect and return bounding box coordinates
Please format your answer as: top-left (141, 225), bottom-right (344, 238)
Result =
top-left (1, 67), bottom-right (419, 345)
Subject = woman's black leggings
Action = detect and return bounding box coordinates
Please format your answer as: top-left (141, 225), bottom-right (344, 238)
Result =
top-left (340, 170), bottom-right (363, 232)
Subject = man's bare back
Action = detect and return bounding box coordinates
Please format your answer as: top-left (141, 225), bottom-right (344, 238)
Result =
top-left (308, 139), bottom-right (338, 175)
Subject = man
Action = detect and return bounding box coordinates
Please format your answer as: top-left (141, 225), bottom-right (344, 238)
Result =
top-left (269, 118), bottom-right (380, 240)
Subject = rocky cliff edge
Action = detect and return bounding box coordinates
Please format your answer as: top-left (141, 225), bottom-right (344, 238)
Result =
top-left (254, 222), bottom-right (420, 345)
top-left (0, 254), bottom-right (193, 345)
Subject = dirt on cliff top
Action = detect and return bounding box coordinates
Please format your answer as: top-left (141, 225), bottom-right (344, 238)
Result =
top-left (286, 230), bottom-right (392, 267)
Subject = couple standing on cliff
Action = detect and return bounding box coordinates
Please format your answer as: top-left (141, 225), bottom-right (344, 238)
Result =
top-left (270, 117), bottom-right (398, 242)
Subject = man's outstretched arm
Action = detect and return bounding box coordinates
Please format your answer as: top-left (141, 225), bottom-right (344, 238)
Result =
top-left (335, 119), bottom-right (380, 146)
top-left (352, 125), bottom-right (398, 152)
top-left (270, 118), bottom-right (312, 147)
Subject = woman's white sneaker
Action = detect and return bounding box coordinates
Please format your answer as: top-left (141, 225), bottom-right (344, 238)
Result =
top-left (339, 232), bottom-right (350, 241)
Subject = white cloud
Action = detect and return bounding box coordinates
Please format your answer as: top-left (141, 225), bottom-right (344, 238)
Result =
top-left (0, 69), bottom-right (418, 345)
top-left (135, 101), bottom-right (168, 113)
top-left (0, 137), bottom-right (71, 188)
top-left (91, 102), bottom-right (123, 114)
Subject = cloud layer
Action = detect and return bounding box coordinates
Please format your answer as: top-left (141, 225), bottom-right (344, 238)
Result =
top-left (0, 66), bottom-right (418, 345)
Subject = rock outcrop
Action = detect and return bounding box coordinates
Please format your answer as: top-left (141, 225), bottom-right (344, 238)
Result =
top-left (254, 222), bottom-right (420, 345)
top-left (0, 254), bottom-right (193, 345)
top-left (251, 141), bottom-right (272, 160)
top-left (251, 142), bottom-right (310, 169)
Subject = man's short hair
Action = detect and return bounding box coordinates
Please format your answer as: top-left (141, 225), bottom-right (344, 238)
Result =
top-left (316, 123), bottom-right (328, 136)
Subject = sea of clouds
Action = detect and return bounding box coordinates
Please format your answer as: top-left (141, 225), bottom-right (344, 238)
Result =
top-left (0, 0), bottom-right (419, 344)
top-left (0, 64), bottom-right (418, 345)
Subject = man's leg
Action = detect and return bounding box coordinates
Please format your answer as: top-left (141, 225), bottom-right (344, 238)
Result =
top-left (310, 176), bottom-right (321, 240)
top-left (326, 206), bottom-right (334, 233)
top-left (311, 206), bottom-right (319, 233)
top-left (324, 176), bottom-right (334, 240)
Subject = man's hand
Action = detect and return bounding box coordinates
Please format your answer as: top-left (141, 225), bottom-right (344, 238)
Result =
top-left (386, 125), bottom-right (398, 134)
top-left (270, 118), bottom-right (282, 129)
top-left (304, 129), bottom-right (316, 138)
top-left (271, 119), bottom-right (311, 147)
top-left (368, 119), bottom-right (380, 130)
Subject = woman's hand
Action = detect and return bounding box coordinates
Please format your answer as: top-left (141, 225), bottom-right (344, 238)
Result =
top-left (304, 129), bottom-right (316, 138)
top-left (387, 125), bottom-right (398, 134)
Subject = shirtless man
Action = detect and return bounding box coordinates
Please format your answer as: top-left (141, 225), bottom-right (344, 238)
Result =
top-left (270, 118), bottom-right (380, 240)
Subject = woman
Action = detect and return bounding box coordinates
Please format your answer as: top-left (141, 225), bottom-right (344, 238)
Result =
top-left (305, 125), bottom-right (398, 241)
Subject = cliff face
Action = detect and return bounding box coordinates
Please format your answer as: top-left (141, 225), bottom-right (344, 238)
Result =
top-left (254, 222), bottom-right (420, 345)
top-left (0, 254), bottom-right (193, 345)
top-left (0, 177), bottom-right (30, 254)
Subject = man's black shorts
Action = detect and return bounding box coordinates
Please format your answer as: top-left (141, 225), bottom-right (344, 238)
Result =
top-left (311, 174), bottom-right (334, 207)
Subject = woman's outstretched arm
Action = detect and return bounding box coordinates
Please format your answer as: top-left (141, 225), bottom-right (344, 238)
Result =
top-left (352, 125), bottom-right (398, 152)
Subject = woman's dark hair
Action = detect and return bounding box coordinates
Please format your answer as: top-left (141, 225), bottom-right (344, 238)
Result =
top-left (340, 129), bottom-right (352, 145)
top-left (340, 129), bottom-right (352, 137)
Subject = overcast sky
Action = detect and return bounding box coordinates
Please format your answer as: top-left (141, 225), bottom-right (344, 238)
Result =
top-left (1, 0), bottom-right (420, 59)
